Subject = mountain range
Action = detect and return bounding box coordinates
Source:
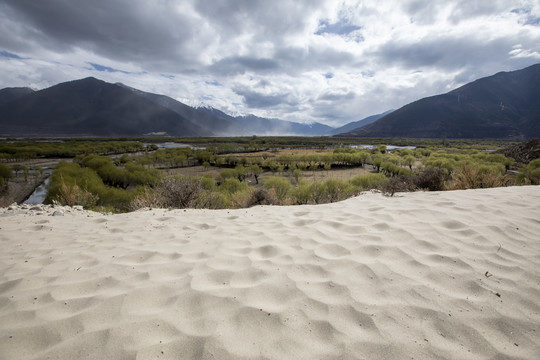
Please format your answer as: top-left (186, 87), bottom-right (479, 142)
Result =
top-left (0, 63), bottom-right (539, 139)
top-left (0, 78), bottom-right (333, 137)
top-left (325, 110), bottom-right (394, 136)
top-left (339, 63), bottom-right (540, 139)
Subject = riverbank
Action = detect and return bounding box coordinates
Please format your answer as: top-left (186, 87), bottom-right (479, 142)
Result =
top-left (0, 173), bottom-right (50, 206)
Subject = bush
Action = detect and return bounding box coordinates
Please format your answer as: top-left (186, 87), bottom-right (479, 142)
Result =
top-left (350, 173), bottom-right (388, 190)
top-left (246, 187), bottom-right (279, 207)
top-left (54, 176), bottom-right (99, 208)
top-left (0, 163), bottom-right (12, 189)
top-left (516, 159), bottom-right (540, 185)
top-left (292, 180), bottom-right (312, 204)
top-left (451, 162), bottom-right (509, 189)
top-left (263, 177), bottom-right (292, 201)
top-left (414, 168), bottom-right (447, 191)
top-left (220, 178), bottom-right (249, 195)
top-left (323, 179), bottom-right (356, 203)
top-left (157, 176), bottom-right (204, 208)
top-left (129, 187), bottom-right (163, 210)
top-left (46, 162), bottom-right (117, 208)
top-left (382, 175), bottom-right (417, 196)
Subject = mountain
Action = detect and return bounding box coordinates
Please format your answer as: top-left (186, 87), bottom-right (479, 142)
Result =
top-left (325, 110), bottom-right (393, 136)
top-left (0, 77), bottom-right (208, 137)
top-left (338, 63), bottom-right (540, 139)
top-left (117, 84), bottom-right (238, 135)
top-left (0, 78), bottom-right (334, 137)
top-left (0, 87), bottom-right (34, 107)
top-left (123, 83), bottom-right (333, 136)
top-left (196, 108), bottom-right (334, 136)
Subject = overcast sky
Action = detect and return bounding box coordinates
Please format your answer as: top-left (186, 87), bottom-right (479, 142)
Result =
top-left (1, 0), bottom-right (539, 127)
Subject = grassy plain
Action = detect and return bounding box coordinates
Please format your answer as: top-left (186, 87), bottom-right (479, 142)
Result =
top-left (2, 137), bottom-right (537, 212)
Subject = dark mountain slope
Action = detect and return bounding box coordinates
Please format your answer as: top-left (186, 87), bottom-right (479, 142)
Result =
top-left (0, 78), bottom-right (208, 137)
top-left (118, 84), bottom-right (238, 135)
top-left (197, 107), bottom-right (333, 136)
top-left (0, 87), bottom-right (34, 107)
top-left (340, 63), bottom-right (540, 139)
top-left (325, 110), bottom-right (393, 136)
top-left (497, 137), bottom-right (540, 163)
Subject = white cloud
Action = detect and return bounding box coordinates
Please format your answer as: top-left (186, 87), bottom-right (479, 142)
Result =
top-left (1, 0), bottom-right (539, 127)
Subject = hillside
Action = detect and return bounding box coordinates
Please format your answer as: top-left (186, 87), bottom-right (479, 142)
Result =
top-left (339, 63), bottom-right (540, 139)
top-left (196, 108), bottom-right (334, 136)
top-left (117, 84), bottom-right (238, 135)
top-left (0, 78), bottom-right (334, 137)
top-left (0, 77), bottom-right (208, 137)
top-left (497, 137), bottom-right (540, 163)
top-left (0, 87), bottom-right (34, 107)
top-left (325, 110), bottom-right (393, 136)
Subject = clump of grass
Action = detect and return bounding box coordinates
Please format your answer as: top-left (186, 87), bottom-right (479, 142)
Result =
top-left (55, 176), bottom-right (99, 208)
top-left (516, 159), bottom-right (540, 185)
top-left (349, 173), bottom-right (388, 190)
top-left (450, 162), bottom-right (510, 190)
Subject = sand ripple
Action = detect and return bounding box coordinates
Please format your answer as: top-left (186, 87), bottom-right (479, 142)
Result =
top-left (1, 186), bottom-right (540, 359)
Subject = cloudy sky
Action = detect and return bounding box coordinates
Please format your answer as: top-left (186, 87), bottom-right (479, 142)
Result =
top-left (1, 0), bottom-right (539, 127)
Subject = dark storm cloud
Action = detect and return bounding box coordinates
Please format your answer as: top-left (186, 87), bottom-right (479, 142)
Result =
top-left (318, 91), bottom-right (356, 102)
top-left (233, 85), bottom-right (297, 109)
top-left (375, 34), bottom-right (519, 70)
top-left (1, 0), bottom-right (201, 68)
top-left (209, 56), bottom-right (279, 76)
top-left (193, 0), bottom-right (324, 38)
top-left (402, 1), bottom-right (516, 25)
top-left (0, 0), bottom-right (539, 126)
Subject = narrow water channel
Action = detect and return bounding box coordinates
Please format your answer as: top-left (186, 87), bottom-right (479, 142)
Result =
top-left (24, 176), bottom-right (51, 205)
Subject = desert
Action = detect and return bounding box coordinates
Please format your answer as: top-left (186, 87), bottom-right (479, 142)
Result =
top-left (1, 185), bottom-right (539, 359)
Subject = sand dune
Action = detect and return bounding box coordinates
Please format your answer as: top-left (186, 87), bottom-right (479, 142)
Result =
top-left (1, 186), bottom-right (539, 359)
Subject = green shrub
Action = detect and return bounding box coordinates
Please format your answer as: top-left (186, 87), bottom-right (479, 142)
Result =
top-left (0, 164), bottom-right (12, 187)
top-left (451, 162), bottom-right (509, 189)
top-left (414, 168), bottom-right (447, 191)
top-left (220, 178), bottom-right (249, 195)
top-left (263, 176), bottom-right (292, 201)
top-left (292, 180), bottom-right (312, 204)
top-left (52, 176), bottom-right (99, 208)
top-left (47, 162), bottom-right (138, 211)
top-left (516, 159), bottom-right (540, 185)
top-left (350, 173), bottom-right (388, 190)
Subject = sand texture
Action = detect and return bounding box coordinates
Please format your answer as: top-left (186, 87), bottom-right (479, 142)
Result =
top-left (1, 186), bottom-right (539, 359)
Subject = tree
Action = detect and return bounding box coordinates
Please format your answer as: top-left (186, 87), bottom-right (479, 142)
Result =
top-left (0, 163), bottom-right (13, 188)
top-left (250, 165), bottom-right (262, 184)
top-left (293, 169), bottom-right (302, 184)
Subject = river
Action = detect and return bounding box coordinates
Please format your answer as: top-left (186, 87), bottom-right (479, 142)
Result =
top-left (24, 176), bottom-right (52, 205)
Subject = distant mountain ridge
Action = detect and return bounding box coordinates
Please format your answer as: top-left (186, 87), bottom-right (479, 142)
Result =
top-left (0, 78), bottom-right (333, 137)
top-left (0, 87), bottom-right (34, 107)
top-left (195, 108), bottom-right (333, 136)
top-left (338, 63), bottom-right (540, 139)
top-left (325, 110), bottom-right (393, 136)
top-left (2, 63), bottom-right (539, 139)
top-left (0, 78), bottom-right (205, 137)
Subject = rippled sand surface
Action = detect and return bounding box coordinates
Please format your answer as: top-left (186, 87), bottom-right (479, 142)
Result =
top-left (1, 186), bottom-right (539, 359)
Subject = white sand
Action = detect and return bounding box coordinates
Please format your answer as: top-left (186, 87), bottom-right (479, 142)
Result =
top-left (1, 186), bottom-right (539, 360)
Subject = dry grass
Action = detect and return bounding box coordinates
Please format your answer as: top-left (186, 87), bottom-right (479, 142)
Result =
top-left (55, 177), bottom-right (99, 208)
